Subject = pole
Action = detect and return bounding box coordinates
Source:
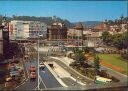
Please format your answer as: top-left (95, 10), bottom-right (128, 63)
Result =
top-left (37, 25), bottom-right (40, 90)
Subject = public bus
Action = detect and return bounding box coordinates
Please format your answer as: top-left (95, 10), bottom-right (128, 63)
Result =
top-left (95, 76), bottom-right (112, 84)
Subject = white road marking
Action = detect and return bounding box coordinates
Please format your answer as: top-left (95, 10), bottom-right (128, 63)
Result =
top-left (15, 78), bottom-right (29, 89)
top-left (39, 75), bottom-right (47, 88)
top-left (35, 75), bottom-right (47, 89)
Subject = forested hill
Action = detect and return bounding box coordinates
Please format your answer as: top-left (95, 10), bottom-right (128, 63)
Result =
top-left (0, 15), bottom-right (74, 28)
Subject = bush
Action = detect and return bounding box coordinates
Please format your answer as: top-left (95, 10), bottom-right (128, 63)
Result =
top-left (121, 52), bottom-right (128, 61)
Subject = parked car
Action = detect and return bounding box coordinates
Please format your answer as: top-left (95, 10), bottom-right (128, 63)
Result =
top-left (30, 72), bottom-right (36, 79)
top-left (30, 64), bottom-right (36, 72)
top-left (39, 63), bottom-right (45, 69)
top-left (6, 77), bottom-right (12, 82)
top-left (10, 71), bottom-right (21, 77)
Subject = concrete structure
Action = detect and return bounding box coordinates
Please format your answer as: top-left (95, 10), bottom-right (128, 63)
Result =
top-left (9, 20), bottom-right (29, 39)
top-left (109, 23), bottom-right (127, 35)
top-left (1, 17), bottom-right (10, 60)
top-left (47, 22), bottom-right (67, 41)
top-left (67, 22), bottom-right (83, 47)
top-left (83, 31), bottom-right (102, 47)
top-left (0, 25), bottom-right (3, 60)
top-left (29, 21), bottom-right (47, 38)
top-left (9, 20), bottom-right (47, 40)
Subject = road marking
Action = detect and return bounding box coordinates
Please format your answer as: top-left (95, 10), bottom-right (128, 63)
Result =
top-left (15, 64), bottom-right (29, 89)
top-left (15, 78), bottom-right (29, 89)
top-left (35, 75), bottom-right (47, 89)
top-left (39, 75), bottom-right (47, 88)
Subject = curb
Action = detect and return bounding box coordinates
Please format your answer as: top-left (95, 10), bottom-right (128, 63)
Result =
top-left (50, 57), bottom-right (93, 81)
top-left (44, 62), bottom-right (68, 87)
top-left (70, 76), bottom-right (86, 85)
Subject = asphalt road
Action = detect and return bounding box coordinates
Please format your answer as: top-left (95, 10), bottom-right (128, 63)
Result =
top-left (48, 57), bottom-right (93, 84)
top-left (16, 61), bottom-right (62, 90)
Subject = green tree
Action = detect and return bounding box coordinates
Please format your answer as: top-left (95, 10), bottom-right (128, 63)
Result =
top-left (112, 34), bottom-right (124, 49)
top-left (123, 32), bottom-right (128, 49)
top-left (94, 56), bottom-right (100, 75)
top-left (74, 50), bottom-right (86, 65)
top-left (101, 31), bottom-right (113, 45)
top-left (83, 47), bottom-right (89, 53)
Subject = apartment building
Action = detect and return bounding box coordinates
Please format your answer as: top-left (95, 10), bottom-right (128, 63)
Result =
top-left (9, 20), bottom-right (47, 40)
top-left (67, 22), bottom-right (83, 47)
top-left (47, 22), bottom-right (67, 41)
top-left (29, 21), bottom-right (47, 38)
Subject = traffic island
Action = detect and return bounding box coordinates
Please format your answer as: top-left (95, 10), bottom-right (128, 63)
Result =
top-left (44, 62), bottom-right (67, 87)
top-left (45, 61), bottom-right (86, 87)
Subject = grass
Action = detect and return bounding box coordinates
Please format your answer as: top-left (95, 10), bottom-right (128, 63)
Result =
top-left (98, 54), bottom-right (128, 75)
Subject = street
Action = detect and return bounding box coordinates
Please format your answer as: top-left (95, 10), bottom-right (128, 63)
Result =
top-left (48, 57), bottom-right (93, 84)
top-left (16, 60), bottom-right (62, 90)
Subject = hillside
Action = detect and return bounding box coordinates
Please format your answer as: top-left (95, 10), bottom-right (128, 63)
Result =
top-left (73, 21), bottom-right (101, 27)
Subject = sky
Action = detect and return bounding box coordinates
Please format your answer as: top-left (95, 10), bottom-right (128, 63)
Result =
top-left (0, 1), bottom-right (127, 22)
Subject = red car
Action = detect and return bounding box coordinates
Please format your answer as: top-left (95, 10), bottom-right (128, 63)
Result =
top-left (30, 65), bottom-right (36, 72)
top-left (30, 72), bottom-right (36, 79)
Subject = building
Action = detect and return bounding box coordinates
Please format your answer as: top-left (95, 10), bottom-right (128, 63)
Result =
top-left (109, 23), bottom-right (127, 35)
top-left (9, 20), bottom-right (29, 39)
top-left (9, 20), bottom-right (47, 40)
top-left (67, 22), bottom-right (83, 47)
top-left (93, 22), bottom-right (107, 32)
top-left (82, 23), bottom-right (106, 48)
top-left (29, 21), bottom-right (47, 39)
top-left (0, 17), bottom-right (10, 60)
top-left (83, 31), bottom-right (102, 47)
top-left (0, 25), bottom-right (3, 61)
top-left (47, 22), bottom-right (67, 41)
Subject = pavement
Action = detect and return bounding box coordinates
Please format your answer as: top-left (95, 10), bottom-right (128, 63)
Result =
top-left (48, 57), bottom-right (93, 84)
top-left (45, 61), bottom-right (86, 87)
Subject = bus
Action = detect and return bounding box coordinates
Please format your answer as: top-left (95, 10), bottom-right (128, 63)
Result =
top-left (95, 76), bottom-right (112, 84)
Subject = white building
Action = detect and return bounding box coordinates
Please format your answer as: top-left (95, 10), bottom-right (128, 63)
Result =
top-left (29, 21), bottom-right (47, 38)
top-left (9, 20), bottom-right (47, 40)
top-left (83, 31), bottom-right (102, 47)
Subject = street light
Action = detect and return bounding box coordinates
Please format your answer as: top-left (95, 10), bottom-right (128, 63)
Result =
top-left (37, 31), bottom-right (43, 90)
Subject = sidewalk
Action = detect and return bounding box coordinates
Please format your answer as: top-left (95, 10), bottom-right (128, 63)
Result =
top-left (45, 61), bottom-right (86, 87)
top-left (49, 56), bottom-right (93, 84)
top-left (53, 62), bottom-right (86, 86)
top-left (44, 62), bottom-right (68, 87)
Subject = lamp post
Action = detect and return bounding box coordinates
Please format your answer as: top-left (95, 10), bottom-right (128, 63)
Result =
top-left (37, 33), bottom-right (40, 90)
top-left (37, 31), bottom-right (43, 90)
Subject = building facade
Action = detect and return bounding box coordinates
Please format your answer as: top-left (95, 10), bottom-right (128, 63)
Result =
top-left (0, 25), bottom-right (3, 60)
top-left (47, 22), bottom-right (67, 41)
top-left (83, 31), bottom-right (102, 47)
top-left (67, 23), bottom-right (83, 47)
top-left (1, 17), bottom-right (10, 60)
top-left (9, 20), bottom-right (47, 40)
top-left (29, 21), bottom-right (47, 39)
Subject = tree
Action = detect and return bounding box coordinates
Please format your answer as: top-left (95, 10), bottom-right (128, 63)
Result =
top-left (101, 31), bottom-right (113, 45)
top-left (123, 32), bottom-right (128, 49)
top-left (83, 47), bottom-right (89, 53)
top-left (74, 50), bottom-right (87, 65)
top-left (112, 34), bottom-right (124, 49)
top-left (94, 56), bottom-right (100, 75)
